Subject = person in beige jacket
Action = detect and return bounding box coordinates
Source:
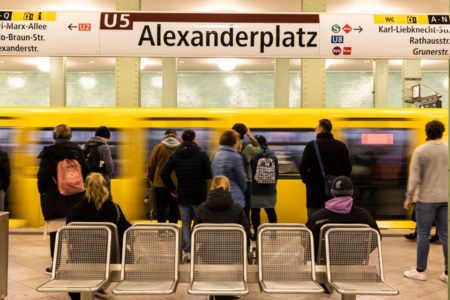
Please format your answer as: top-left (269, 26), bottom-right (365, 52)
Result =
top-left (147, 129), bottom-right (180, 223)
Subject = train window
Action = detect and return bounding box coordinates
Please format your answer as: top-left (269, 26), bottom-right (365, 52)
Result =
top-left (343, 128), bottom-right (411, 219)
top-left (145, 128), bottom-right (213, 163)
top-left (251, 129), bottom-right (316, 177)
top-left (0, 127), bottom-right (16, 154)
top-left (30, 128), bottom-right (121, 177)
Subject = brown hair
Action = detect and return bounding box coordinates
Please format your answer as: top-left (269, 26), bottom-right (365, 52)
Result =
top-left (53, 124), bottom-right (71, 139)
top-left (211, 175), bottom-right (230, 191)
top-left (220, 130), bottom-right (239, 146)
top-left (85, 173), bottom-right (109, 210)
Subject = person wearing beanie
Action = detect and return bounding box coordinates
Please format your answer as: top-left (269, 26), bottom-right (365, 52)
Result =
top-left (306, 176), bottom-right (379, 257)
top-left (146, 129), bottom-right (181, 223)
top-left (83, 126), bottom-right (114, 190)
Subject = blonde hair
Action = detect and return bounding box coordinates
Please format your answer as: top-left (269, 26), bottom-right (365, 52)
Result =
top-left (211, 175), bottom-right (230, 191)
top-left (85, 173), bottom-right (109, 210)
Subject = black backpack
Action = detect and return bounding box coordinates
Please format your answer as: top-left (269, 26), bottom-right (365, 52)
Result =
top-left (84, 142), bottom-right (104, 174)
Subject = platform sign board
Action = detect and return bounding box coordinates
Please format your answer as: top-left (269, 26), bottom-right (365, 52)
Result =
top-left (0, 11), bottom-right (448, 58)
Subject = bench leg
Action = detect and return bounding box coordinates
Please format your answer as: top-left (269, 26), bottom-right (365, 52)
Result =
top-left (80, 292), bottom-right (95, 300)
top-left (341, 294), bottom-right (356, 300)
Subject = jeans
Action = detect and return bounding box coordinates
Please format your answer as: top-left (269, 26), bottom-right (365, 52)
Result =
top-left (415, 202), bottom-right (448, 272)
top-left (178, 203), bottom-right (198, 253)
top-left (155, 187), bottom-right (180, 223)
top-left (251, 208), bottom-right (277, 233)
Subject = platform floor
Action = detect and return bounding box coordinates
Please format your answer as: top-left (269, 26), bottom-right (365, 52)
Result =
top-left (6, 229), bottom-right (449, 300)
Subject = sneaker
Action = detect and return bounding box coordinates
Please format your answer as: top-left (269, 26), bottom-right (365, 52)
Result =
top-left (44, 266), bottom-right (52, 275)
top-left (183, 252), bottom-right (191, 263)
top-left (439, 273), bottom-right (448, 283)
top-left (404, 268), bottom-right (427, 281)
top-left (429, 234), bottom-right (440, 244)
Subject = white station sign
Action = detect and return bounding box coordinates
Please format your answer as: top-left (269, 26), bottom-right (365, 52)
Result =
top-left (0, 11), bottom-right (449, 58)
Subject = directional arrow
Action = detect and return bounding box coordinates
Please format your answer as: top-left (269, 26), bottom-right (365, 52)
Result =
top-left (354, 26), bottom-right (363, 33)
top-left (68, 23), bottom-right (77, 30)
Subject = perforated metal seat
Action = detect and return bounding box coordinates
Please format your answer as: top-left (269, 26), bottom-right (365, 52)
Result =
top-left (188, 224), bottom-right (249, 296)
top-left (258, 224), bottom-right (323, 294)
top-left (325, 228), bottom-right (399, 296)
top-left (317, 223), bottom-right (370, 265)
top-left (68, 222), bottom-right (120, 264)
top-left (112, 224), bottom-right (180, 295)
top-left (37, 225), bottom-right (111, 293)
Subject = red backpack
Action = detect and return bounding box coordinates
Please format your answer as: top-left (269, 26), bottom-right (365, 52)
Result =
top-left (56, 159), bottom-right (84, 195)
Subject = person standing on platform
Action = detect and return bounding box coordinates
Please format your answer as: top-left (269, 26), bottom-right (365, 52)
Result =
top-left (83, 126), bottom-right (114, 190)
top-left (299, 119), bottom-right (352, 219)
top-left (0, 146), bottom-right (10, 211)
top-left (161, 129), bottom-right (212, 263)
top-left (147, 129), bottom-right (180, 223)
top-left (249, 135), bottom-right (278, 239)
top-left (403, 120), bottom-right (448, 283)
top-left (37, 124), bottom-right (89, 274)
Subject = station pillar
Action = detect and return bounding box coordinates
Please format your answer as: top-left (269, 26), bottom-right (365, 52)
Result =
top-left (301, 0), bottom-right (326, 107)
top-left (115, 0), bottom-right (141, 107)
top-left (373, 60), bottom-right (389, 107)
top-left (162, 58), bottom-right (178, 107)
top-left (274, 59), bottom-right (290, 107)
top-left (49, 57), bottom-right (66, 106)
top-left (402, 60), bottom-right (421, 108)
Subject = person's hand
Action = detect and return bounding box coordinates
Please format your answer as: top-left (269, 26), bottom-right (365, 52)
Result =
top-left (403, 199), bottom-right (412, 209)
top-left (171, 191), bottom-right (177, 198)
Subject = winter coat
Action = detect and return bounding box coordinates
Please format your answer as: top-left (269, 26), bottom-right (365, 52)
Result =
top-left (161, 141), bottom-right (212, 205)
top-left (306, 201), bottom-right (379, 258)
top-left (241, 136), bottom-right (262, 180)
top-left (147, 135), bottom-right (180, 188)
top-left (0, 150), bottom-right (10, 191)
top-left (84, 136), bottom-right (114, 177)
top-left (66, 195), bottom-right (131, 247)
top-left (211, 145), bottom-right (247, 208)
top-left (37, 139), bottom-right (89, 221)
top-left (299, 132), bottom-right (352, 209)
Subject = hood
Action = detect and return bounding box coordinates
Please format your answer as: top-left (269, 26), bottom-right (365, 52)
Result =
top-left (175, 141), bottom-right (200, 158)
top-left (205, 188), bottom-right (233, 211)
top-left (38, 141), bottom-right (82, 159)
top-left (87, 136), bottom-right (107, 144)
top-left (316, 132), bottom-right (334, 139)
top-left (325, 196), bottom-right (353, 214)
top-left (162, 136), bottom-right (181, 148)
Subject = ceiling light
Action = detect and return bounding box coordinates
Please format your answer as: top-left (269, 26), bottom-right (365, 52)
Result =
top-left (217, 59), bottom-right (237, 71)
top-left (389, 60), bottom-right (403, 66)
top-left (79, 76), bottom-right (96, 89)
top-left (7, 77), bottom-right (25, 89)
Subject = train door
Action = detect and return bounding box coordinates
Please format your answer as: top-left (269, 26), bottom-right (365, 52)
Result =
top-left (335, 118), bottom-right (417, 220)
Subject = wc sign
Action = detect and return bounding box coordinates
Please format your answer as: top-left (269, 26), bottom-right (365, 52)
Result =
top-left (331, 35), bottom-right (344, 43)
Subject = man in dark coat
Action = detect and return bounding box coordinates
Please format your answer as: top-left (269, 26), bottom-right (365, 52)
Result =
top-left (299, 119), bottom-right (352, 219)
top-left (0, 147), bottom-right (10, 211)
top-left (37, 124), bottom-right (89, 274)
top-left (161, 129), bottom-right (212, 262)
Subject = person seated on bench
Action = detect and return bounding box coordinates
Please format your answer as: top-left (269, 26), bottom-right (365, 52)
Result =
top-left (306, 176), bottom-right (380, 258)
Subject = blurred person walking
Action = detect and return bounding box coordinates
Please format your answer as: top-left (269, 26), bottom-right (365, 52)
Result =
top-left (0, 146), bottom-right (10, 211)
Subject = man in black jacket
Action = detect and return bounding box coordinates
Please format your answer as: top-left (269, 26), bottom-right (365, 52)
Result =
top-left (37, 124), bottom-right (89, 274)
top-left (161, 129), bottom-right (212, 262)
top-left (299, 119), bottom-right (352, 219)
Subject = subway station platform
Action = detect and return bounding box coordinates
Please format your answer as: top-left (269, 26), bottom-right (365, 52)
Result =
top-left (6, 229), bottom-right (448, 300)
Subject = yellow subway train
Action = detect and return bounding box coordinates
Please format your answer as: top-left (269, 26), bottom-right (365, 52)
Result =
top-left (1, 107), bottom-right (447, 227)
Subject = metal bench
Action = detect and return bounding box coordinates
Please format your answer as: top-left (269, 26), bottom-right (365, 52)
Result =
top-left (112, 224), bottom-right (180, 295)
top-left (257, 224), bottom-right (323, 294)
top-left (188, 223), bottom-right (249, 297)
top-left (68, 222), bottom-right (120, 264)
top-left (325, 228), bottom-right (399, 300)
top-left (36, 225), bottom-right (112, 298)
top-left (317, 223), bottom-right (370, 265)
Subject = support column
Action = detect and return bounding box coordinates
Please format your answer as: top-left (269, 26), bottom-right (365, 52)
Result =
top-left (274, 59), bottom-right (290, 107)
top-left (49, 57), bottom-right (66, 106)
top-left (373, 60), bottom-right (389, 107)
top-left (301, 0), bottom-right (326, 107)
top-left (162, 58), bottom-right (177, 107)
top-left (402, 60), bottom-right (421, 108)
top-left (115, 0), bottom-right (141, 107)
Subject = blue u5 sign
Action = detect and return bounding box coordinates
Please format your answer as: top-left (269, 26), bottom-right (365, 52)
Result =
top-left (331, 35), bottom-right (344, 43)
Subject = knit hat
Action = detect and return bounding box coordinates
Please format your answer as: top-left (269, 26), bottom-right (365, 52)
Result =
top-left (95, 126), bottom-right (111, 139)
top-left (331, 176), bottom-right (353, 196)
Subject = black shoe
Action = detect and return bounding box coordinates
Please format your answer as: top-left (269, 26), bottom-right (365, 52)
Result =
top-left (44, 266), bottom-right (52, 275)
top-left (429, 235), bottom-right (440, 244)
top-left (404, 233), bottom-right (417, 240)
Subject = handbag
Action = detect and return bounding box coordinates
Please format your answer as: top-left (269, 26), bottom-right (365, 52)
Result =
top-left (313, 140), bottom-right (335, 198)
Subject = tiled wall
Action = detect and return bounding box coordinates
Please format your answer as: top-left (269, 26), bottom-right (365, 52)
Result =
top-left (0, 71), bottom-right (447, 108)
